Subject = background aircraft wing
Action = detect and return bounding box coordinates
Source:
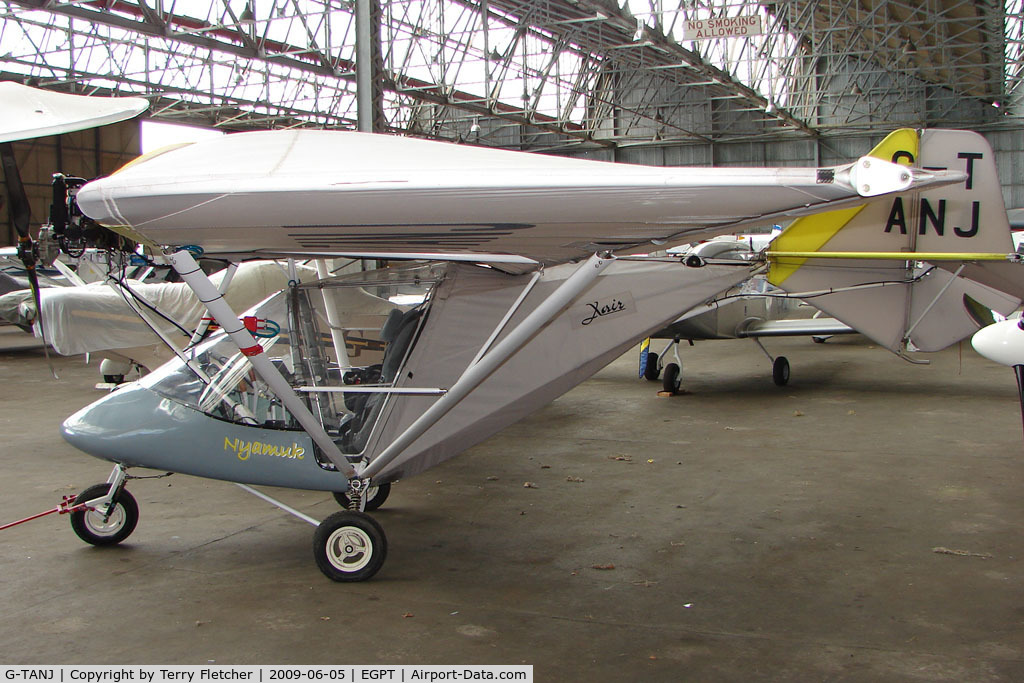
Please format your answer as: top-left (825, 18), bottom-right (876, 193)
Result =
top-left (0, 82), bottom-right (148, 144)
top-left (735, 318), bottom-right (856, 338)
top-left (76, 129), bottom-right (962, 266)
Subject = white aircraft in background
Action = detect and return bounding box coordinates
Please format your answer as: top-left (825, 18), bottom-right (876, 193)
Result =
top-left (642, 203), bottom-right (1019, 394)
top-left (640, 233), bottom-right (858, 392)
top-left (0, 84), bottom-right (316, 384)
top-left (6, 123), bottom-right (1023, 584)
top-left (0, 82), bottom-right (148, 375)
top-left (0, 258), bottom-right (323, 382)
top-left (972, 313), bottom-right (1024, 436)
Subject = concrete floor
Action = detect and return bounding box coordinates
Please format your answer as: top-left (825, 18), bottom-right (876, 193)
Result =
top-left (1, 324), bottom-right (1023, 680)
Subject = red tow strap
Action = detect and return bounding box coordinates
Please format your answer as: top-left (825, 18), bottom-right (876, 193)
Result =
top-left (0, 496), bottom-right (89, 532)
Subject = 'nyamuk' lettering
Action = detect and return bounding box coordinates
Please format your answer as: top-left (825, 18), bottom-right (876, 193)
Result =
top-left (224, 437), bottom-right (305, 461)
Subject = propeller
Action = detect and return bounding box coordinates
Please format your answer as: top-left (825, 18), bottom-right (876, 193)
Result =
top-left (1, 141), bottom-right (57, 378)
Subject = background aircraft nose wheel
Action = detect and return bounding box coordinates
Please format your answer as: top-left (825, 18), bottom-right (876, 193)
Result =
top-left (662, 362), bottom-right (682, 394)
top-left (773, 356), bottom-right (790, 386)
top-left (643, 351), bottom-right (661, 381)
top-left (332, 482), bottom-right (391, 511)
top-left (313, 511), bottom-right (387, 582)
top-left (69, 483), bottom-right (139, 546)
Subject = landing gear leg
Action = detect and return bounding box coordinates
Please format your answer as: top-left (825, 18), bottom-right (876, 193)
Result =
top-left (333, 482), bottom-right (391, 511)
top-left (236, 479), bottom-right (389, 582)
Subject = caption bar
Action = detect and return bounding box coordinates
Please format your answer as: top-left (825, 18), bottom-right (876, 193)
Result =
top-left (1, 668), bottom-right (532, 683)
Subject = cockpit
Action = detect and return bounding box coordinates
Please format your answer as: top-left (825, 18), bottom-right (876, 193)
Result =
top-left (138, 262), bottom-right (447, 461)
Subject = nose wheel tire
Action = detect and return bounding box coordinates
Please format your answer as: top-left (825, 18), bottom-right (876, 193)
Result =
top-left (314, 511), bottom-right (387, 582)
top-left (662, 362), bottom-right (682, 394)
top-left (773, 356), bottom-right (791, 386)
top-left (643, 352), bottom-right (661, 381)
top-left (69, 483), bottom-right (139, 546)
top-left (332, 482), bottom-right (391, 511)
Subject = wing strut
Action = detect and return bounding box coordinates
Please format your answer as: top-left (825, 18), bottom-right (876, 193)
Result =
top-left (358, 252), bottom-right (614, 480)
top-left (188, 262), bottom-right (238, 346)
top-left (167, 248), bottom-right (357, 479)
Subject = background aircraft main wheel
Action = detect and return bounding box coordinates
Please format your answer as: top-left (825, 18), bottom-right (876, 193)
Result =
top-left (773, 356), bottom-right (791, 386)
top-left (332, 483), bottom-right (391, 511)
top-left (662, 362), bottom-right (682, 394)
top-left (643, 352), bottom-right (661, 381)
top-left (69, 483), bottom-right (139, 546)
top-left (314, 511), bottom-right (387, 582)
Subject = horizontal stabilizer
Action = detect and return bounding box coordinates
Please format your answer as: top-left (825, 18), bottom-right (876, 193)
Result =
top-left (932, 261), bottom-right (1024, 301)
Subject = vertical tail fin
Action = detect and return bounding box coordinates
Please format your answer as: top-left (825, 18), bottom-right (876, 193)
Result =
top-left (767, 129), bottom-right (1020, 354)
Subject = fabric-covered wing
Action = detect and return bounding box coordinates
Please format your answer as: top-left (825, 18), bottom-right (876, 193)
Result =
top-left (0, 82), bottom-right (148, 144)
top-left (76, 130), bottom-right (961, 266)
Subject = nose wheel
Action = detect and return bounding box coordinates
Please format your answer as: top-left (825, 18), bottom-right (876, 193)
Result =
top-left (70, 482), bottom-right (139, 546)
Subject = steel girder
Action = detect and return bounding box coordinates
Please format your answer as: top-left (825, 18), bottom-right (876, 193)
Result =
top-left (1, 1), bottom-right (1022, 150)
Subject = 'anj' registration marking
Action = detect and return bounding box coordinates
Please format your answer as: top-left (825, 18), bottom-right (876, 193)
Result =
top-left (225, 437), bottom-right (306, 461)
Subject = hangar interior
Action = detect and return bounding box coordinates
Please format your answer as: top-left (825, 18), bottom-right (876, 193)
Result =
top-left (3, 1), bottom-right (1024, 679)
top-left (3, 0), bottom-right (1024, 242)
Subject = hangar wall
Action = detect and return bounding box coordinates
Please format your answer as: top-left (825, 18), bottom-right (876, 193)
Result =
top-left (1, 118), bottom-right (141, 247)
top-left (560, 53), bottom-right (1024, 214)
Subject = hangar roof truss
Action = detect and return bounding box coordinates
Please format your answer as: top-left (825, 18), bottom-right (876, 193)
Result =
top-left (0, 0), bottom-right (1021, 150)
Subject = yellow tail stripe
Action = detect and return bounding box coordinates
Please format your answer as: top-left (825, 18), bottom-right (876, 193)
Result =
top-left (767, 128), bottom-right (920, 286)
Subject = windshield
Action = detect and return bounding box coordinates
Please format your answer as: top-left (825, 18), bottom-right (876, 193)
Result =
top-left (141, 262), bottom-right (446, 456)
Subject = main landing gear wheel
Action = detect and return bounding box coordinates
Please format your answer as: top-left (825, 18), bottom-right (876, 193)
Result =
top-left (643, 352), bottom-right (661, 381)
top-left (773, 356), bottom-right (791, 386)
top-left (662, 362), bottom-right (682, 394)
top-left (313, 511), bottom-right (387, 582)
top-left (69, 483), bottom-right (139, 546)
top-left (332, 482), bottom-right (391, 511)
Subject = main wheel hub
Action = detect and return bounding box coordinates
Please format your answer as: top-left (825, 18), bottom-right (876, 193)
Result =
top-left (327, 527), bottom-right (372, 572)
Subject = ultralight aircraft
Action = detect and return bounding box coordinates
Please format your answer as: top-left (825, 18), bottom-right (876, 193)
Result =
top-left (5, 91), bottom-right (1022, 581)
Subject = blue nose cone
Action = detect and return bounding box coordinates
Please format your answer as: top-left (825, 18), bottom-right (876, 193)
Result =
top-left (61, 383), bottom-right (184, 468)
top-left (61, 381), bottom-right (337, 490)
